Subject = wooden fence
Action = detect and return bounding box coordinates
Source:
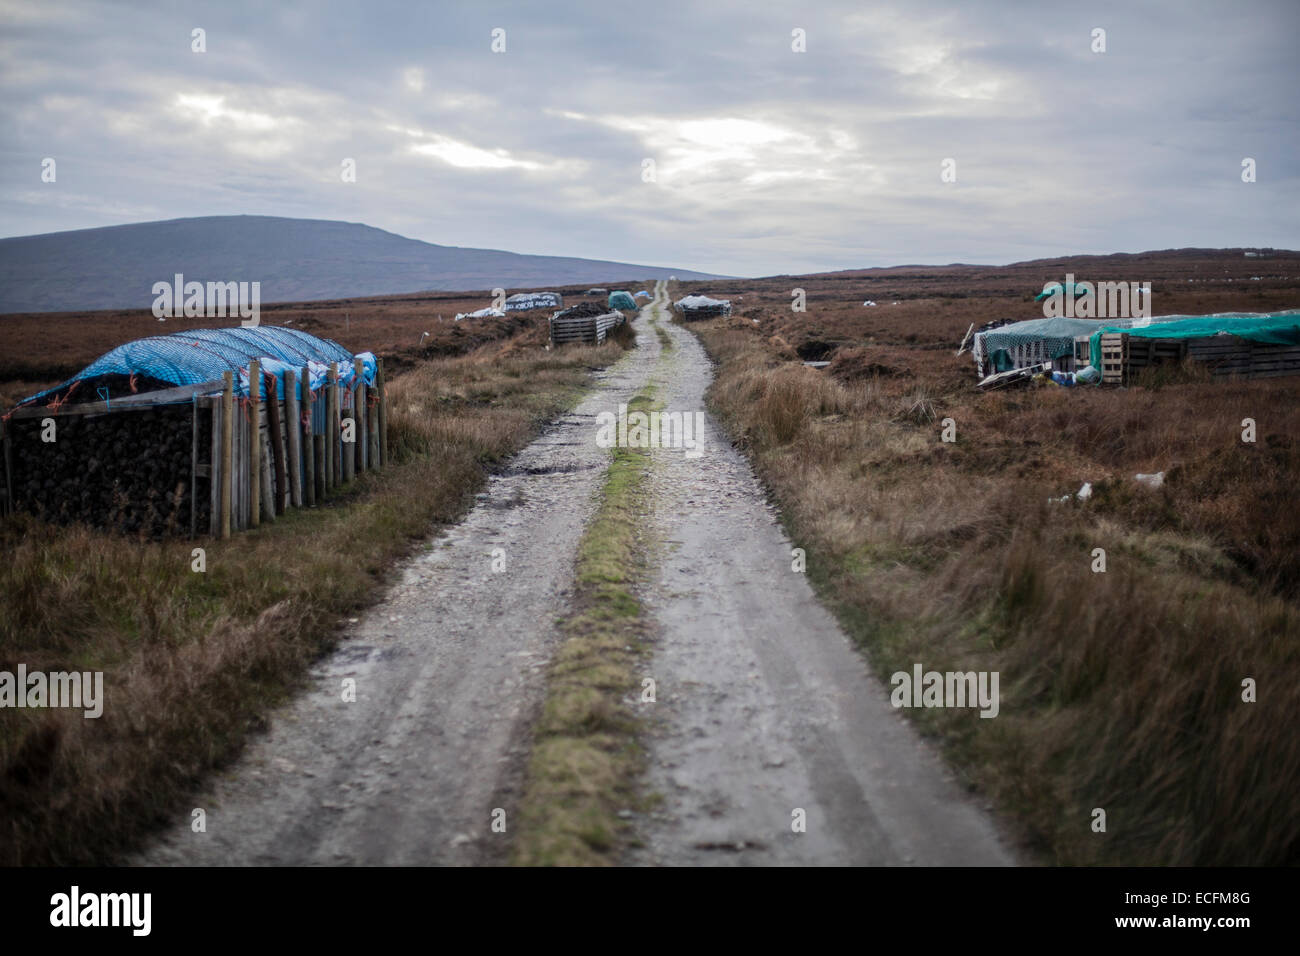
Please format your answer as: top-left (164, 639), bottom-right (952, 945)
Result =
top-left (1, 358), bottom-right (388, 538)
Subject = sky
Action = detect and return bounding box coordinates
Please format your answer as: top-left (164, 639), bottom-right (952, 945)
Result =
top-left (1, 0), bottom-right (1297, 277)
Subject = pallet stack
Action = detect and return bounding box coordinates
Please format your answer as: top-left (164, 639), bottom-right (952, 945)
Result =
top-left (1094, 332), bottom-right (1300, 385)
top-left (1101, 334), bottom-right (1188, 384)
top-left (1098, 333), bottom-right (1187, 385)
top-left (1186, 337), bottom-right (1300, 379)
top-left (548, 310), bottom-right (624, 346)
top-left (1099, 333), bottom-right (1128, 385)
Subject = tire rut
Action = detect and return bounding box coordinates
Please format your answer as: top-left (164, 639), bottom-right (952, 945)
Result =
top-left (626, 303), bottom-right (1015, 866)
top-left (133, 297), bottom-right (665, 866)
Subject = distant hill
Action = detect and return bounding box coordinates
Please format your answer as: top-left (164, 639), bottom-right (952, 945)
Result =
top-left (789, 247), bottom-right (1300, 281)
top-left (0, 215), bottom-right (724, 313)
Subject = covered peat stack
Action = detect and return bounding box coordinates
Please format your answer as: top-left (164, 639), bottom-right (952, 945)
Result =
top-left (1, 325), bottom-right (389, 538)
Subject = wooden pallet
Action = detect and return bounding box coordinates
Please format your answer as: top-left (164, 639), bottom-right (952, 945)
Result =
top-left (549, 311), bottom-right (623, 346)
top-left (1096, 332), bottom-right (1300, 384)
top-left (1186, 336), bottom-right (1300, 378)
top-left (1125, 337), bottom-right (1187, 371)
top-left (1099, 332), bottom-right (1127, 384)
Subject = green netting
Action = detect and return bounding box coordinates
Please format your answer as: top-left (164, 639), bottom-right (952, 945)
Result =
top-left (980, 316), bottom-right (1109, 354)
top-left (608, 291), bottom-right (637, 310)
top-left (1087, 311), bottom-right (1300, 369)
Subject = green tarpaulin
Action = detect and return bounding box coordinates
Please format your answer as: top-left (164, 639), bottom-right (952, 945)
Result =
top-left (1087, 310), bottom-right (1300, 370)
top-left (608, 291), bottom-right (637, 310)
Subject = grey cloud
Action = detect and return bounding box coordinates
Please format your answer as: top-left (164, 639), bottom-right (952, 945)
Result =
top-left (0, 0), bottom-right (1296, 276)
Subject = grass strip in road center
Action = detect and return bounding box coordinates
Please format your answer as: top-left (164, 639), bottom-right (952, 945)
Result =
top-left (512, 387), bottom-right (658, 866)
top-left (649, 301), bottom-right (674, 353)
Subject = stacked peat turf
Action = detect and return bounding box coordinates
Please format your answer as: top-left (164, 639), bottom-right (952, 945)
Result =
top-left (5, 404), bottom-right (208, 537)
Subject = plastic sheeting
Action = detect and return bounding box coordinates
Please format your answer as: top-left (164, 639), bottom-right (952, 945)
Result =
top-left (504, 292), bottom-right (562, 311)
top-left (672, 294), bottom-right (732, 315)
top-left (17, 325), bottom-right (366, 406)
top-left (978, 317), bottom-right (1112, 356)
top-left (236, 351), bottom-right (377, 400)
top-left (454, 307), bottom-right (506, 320)
top-left (1087, 310), bottom-right (1300, 369)
top-left (608, 291), bottom-right (637, 310)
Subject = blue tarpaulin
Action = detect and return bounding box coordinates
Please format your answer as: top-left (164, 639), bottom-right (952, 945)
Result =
top-left (16, 325), bottom-right (369, 407)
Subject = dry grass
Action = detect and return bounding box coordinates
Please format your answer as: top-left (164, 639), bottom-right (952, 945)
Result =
top-left (0, 335), bottom-right (628, 865)
top-left (0, 281), bottom-right (627, 407)
top-left (689, 266), bottom-right (1300, 865)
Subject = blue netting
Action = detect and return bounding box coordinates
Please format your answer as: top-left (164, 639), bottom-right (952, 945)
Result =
top-left (19, 326), bottom-right (370, 406)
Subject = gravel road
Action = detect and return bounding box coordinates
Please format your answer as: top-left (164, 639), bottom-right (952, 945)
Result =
top-left (628, 302), bottom-right (1013, 865)
top-left (136, 281), bottom-right (1013, 866)
top-left (136, 297), bottom-right (665, 866)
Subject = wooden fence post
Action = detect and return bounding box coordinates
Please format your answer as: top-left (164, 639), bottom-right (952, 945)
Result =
top-left (285, 368), bottom-right (303, 508)
top-left (354, 357), bottom-right (367, 473)
top-left (329, 362), bottom-right (341, 488)
top-left (265, 371), bottom-right (287, 516)
top-left (249, 359), bottom-right (261, 527)
top-left (367, 377), bottom-right (380, 472)
top-left (302, 367), bottom-right (316, 507)
top-left (313, 361), bottom-right (325, 502)
top-left (221, 371), bottom-right (233, 539)
top-left (190, 396), bottom-right (199, 538)
top-left (376, 357), bottom-right (388, 467)
top-left (260, 429), bottom-right (276, 523)
top-left (208, 396), bottom-right (220, 535)
top-left (341, 378), bottom-right (355, 485)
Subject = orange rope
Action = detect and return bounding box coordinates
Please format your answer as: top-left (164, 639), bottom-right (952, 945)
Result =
top-left (46, 380), bottom-right (80, 413)
top-left (1, 395), bottom-right (35, 423)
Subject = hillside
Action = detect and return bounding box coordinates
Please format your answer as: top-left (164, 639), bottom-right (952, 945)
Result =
top-left (0, 215), bottom-right (722, 313)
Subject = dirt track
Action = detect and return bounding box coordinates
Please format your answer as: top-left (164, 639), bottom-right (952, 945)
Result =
top-left (135, 298), bottom-right (663, 866)
top-left (629, 297), bottom-right (1011, 865)
top-left (136, 281), bottom-right (1012, 866)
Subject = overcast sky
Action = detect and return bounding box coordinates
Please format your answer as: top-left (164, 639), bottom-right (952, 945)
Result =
top-left (2, 0), bottom-right (1297, 276)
